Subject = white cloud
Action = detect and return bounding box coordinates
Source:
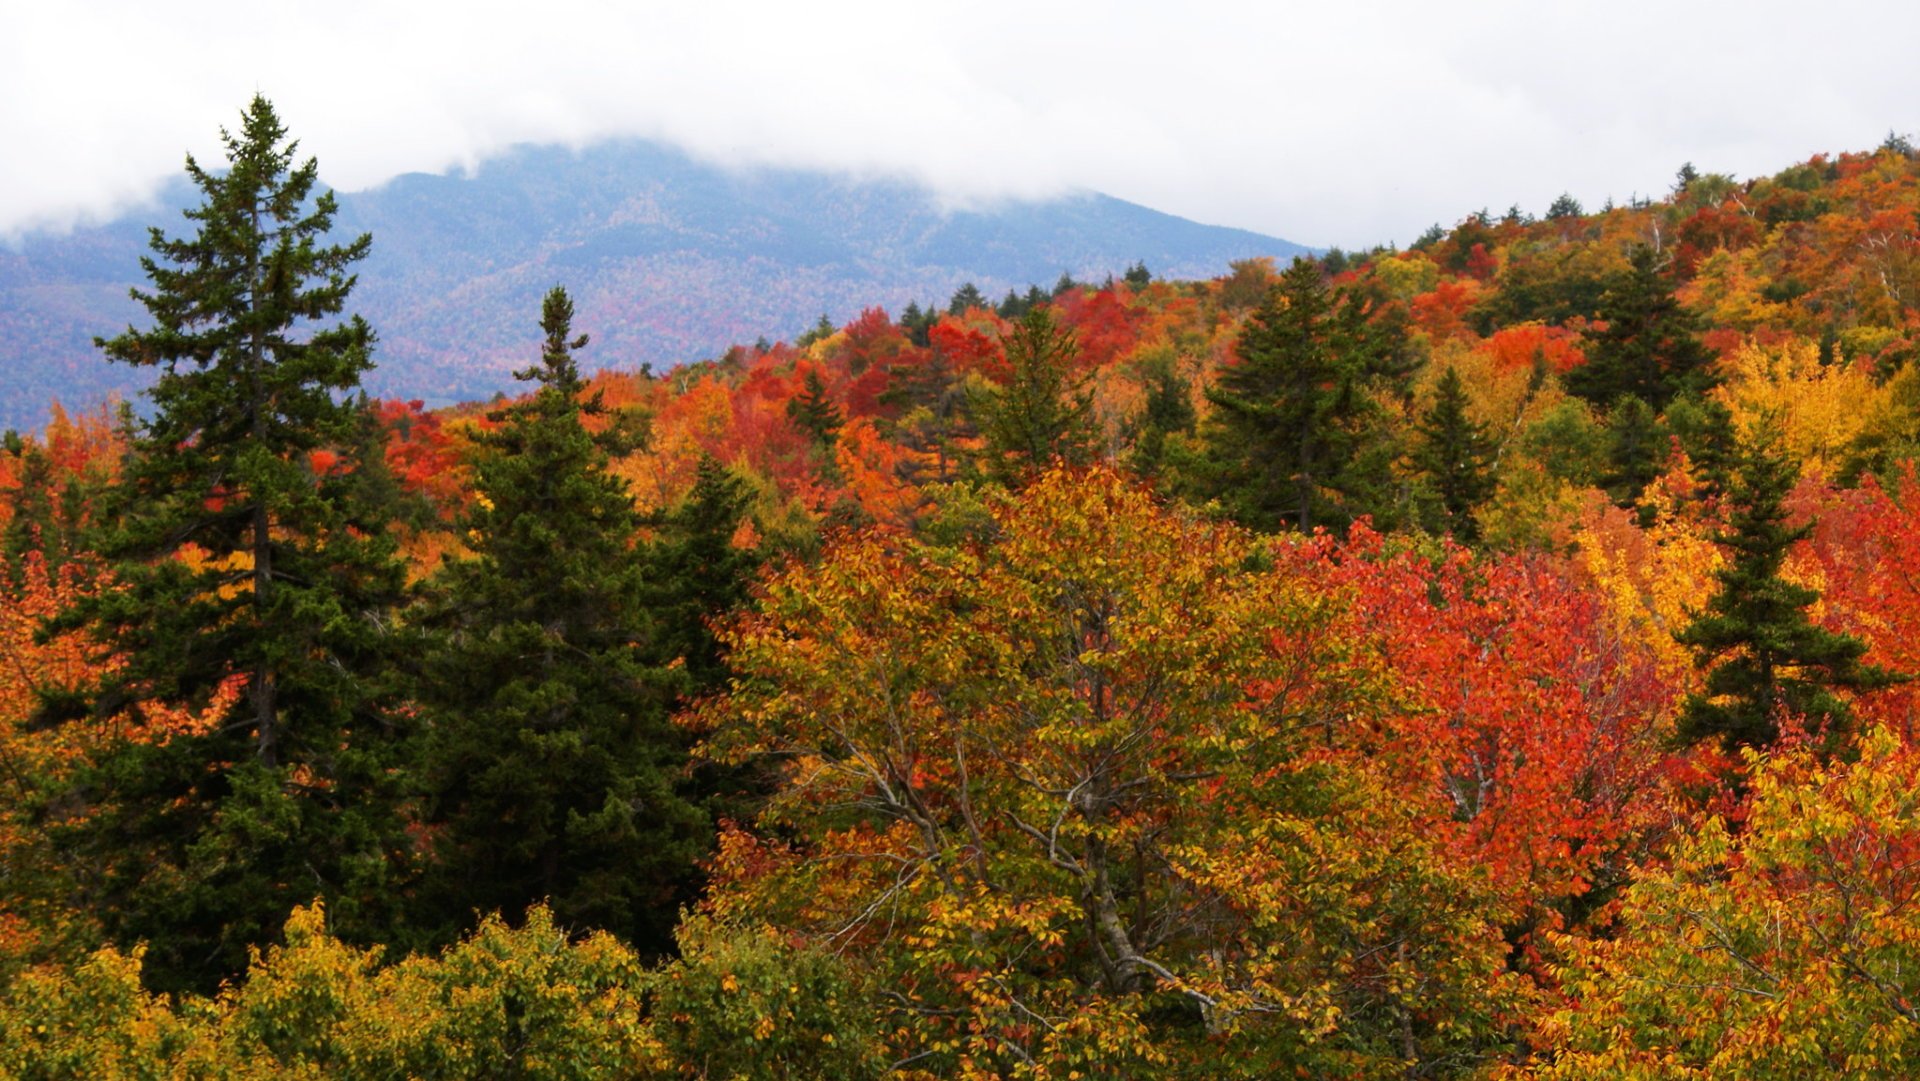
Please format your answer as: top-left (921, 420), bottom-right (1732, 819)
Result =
top-left (3, 0), bottom-right (1915, 247)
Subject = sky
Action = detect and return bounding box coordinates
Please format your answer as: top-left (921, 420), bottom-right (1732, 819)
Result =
top-left (3, 0), bottom-right (1916, 250)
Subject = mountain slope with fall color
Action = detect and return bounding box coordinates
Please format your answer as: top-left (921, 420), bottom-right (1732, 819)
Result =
top-left (0, 138), bottom-right (1311, 429)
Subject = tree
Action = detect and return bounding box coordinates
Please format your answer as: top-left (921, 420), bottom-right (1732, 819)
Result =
top-left (1202, 256), bottom-right (1402, 532)
top-left (946, 282), bottom-right (985, 316)
top-left (1565, 244), bottom-right (1716, 411)
top-left (784, 368), bottom-right (842, 450)
top-left (970, 305), bottom-right (1099, 484)
top-left (1674, 434), bottom-right (1902, 756)
top-left (1122, 260), bottom-right (1152, 288)
top-left (47, 95), bottom-right (410, 992)
top-left (642, 452), bottom-right (758, 696)
top-left (1412, 366), bottom-right (1496, 541)
top-left (409, 287), bottom-right (705, 953)
top-left (697, 467), bottom-right (1516, 1077)
top-left (1545, 192), bottom-right (1584, 220)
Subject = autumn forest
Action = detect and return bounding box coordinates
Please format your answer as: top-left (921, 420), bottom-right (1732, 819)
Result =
top-left (5, 97), bottom-right (1920, 1078)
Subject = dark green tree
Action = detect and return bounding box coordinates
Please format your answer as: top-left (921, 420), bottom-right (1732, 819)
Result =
top-left (1564, 245), bottom-right (1716, 411)
top-left (1674, 435), bottom-right (1903, 756)
top-left (642, 452), bottom-right (759, 694)
top-left (1201, 257), bottom-right (1403, 532)
top-left (1122, 261), bottom-right (1152, 288)
top-left (785, 368), bottom-right (843, 450)
top-left (1412, 366), bottom-right (1497, 541)
top-left (409, 287), bottom-right (706, 954)
top-left (1545, 193), bottom-right (1584, 220)
top-left (47, 96), bottom-right (409, 992)
top-left (1599, 394), bottom-right (1670, 511)
top-left (970, 306), bottom-right (1098, 485)
top-left (948, 282), bottom-right (986, 316)
top-left (795, 313), bottom-right (836, 349)
top-left (1125, 356), bottom-right (1197, 478)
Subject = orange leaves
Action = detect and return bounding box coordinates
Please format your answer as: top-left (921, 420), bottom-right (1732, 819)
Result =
top-left (1482, 322), bottom-right (1586, 374)
top-left (1323, 526), bottom-right (1682, 935)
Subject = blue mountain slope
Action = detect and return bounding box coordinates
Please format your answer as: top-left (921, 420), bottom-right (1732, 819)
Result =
top-left (0, 140), bottom-right (1311, 429)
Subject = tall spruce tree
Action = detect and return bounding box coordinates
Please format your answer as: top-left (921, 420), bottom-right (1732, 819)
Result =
top-left (1201, 256), bottom-right (1402, 532)
top-left (410, 287), bottom-right (706, 953)
top-left (1412, 365), bottom-right (1496, 542)
top-left (47, 96), bottom-right (409, 992)
top-left (970, 305), bottom-right (1099, 485)
top-left (1675, 434), bottom-right (1903, 756)
top-left (1565, 244), bottom-right (1715, 411)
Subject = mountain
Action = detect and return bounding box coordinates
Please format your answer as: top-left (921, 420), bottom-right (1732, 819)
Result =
top-left (0, 140), bottom-right (1311, 429)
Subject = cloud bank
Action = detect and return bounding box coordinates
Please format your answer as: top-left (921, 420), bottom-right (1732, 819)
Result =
top-left (4, 0), bottom-right (1915, 248)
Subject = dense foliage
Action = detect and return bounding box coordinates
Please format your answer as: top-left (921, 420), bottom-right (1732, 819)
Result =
top-left (5, 100), bottom-right (1920, 1075)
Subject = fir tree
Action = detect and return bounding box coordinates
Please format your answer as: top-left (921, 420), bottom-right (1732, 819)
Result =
top-left (1125, 356), bottom-right (1197, 478)
top-left (1675, 435), bottom-right (1904, 756)
top-left (1122, 261), bottom-right (1152, 288)
top-left (1412, 366), bottom-right (1496, 542)
top-left (971, 305), bottom-right (1098, 485)
top-left (1201, 257), bottom-right (1402, 532)
top-left (410, 286), bottom-right (706, 953)
top-left (47, 96), bottom-right (409, 992)
top-left (643, 453), bottom-right (758, 694)
top-left (948, 282), bottom-right (986, 316)
top-left (1564, 245), bottom-right (1716, 411)
top-left (785, 368), bottom-right (843, 450)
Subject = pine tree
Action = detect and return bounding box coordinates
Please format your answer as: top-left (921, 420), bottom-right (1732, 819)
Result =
top-left (47, 96), bottom-right (409, 992)
top-left (785, 368), bottom-right (843, 450)
top-left (971, 306), bottom-right (1098, 485)
top-left (1564, 245), bottom-right (1716, 411)
top-left (1412, 366), bottom-right (1496, 542)
top-left (948, 282), bottom-right (986, 316)
top-left (1201, 257), bottom-right (1402, 532)
top-left (410, 287), bottom-right (706, 953)
top-left (1125, 356), bottom-right (1197, 478)
top-left (643, 453), bottom-right (758, 694)
top-left (1675, 435), bottom-right (1903, 756)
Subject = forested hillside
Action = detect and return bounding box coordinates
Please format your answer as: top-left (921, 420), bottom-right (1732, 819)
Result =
top-left (0, 139), bottom-right (1310, 429)
top-left (5, 100), bottom-right (1920, 1078)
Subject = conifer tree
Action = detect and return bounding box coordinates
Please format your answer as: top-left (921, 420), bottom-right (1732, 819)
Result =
top-left (48, 96), bottom-right (410, 992)
top-left (971, 305), bottom-right (1098, 485)
top-left (948, 282), bottom-right (986, 315)
top-left (1675, 434), bottom-right (1903, 755)
top-left (785, 369), bottom-right (843, 450)
top-left (1565, 245), bottom-right (1715, 411)
top-left (410, 287), bottom-right (705, 953)
top-left (1201, 257), bottom-right (1402, 532)
top-left (1412, 366), bottom-right (1496, 541)
top-left (643, 453), bottom-right (758, 695)
top-left (1125, 356), bottom-right (1197, 478)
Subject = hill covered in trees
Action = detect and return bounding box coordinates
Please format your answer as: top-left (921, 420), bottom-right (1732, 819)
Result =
top-left (5, 99), bottom-right (1920, 1077)
top-left (0, 139), bottom-right (1311, 429)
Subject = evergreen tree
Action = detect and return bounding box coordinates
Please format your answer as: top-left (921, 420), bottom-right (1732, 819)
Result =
top-left (948, 282), bottom-right (986, 316)
top-left (1675, 435), bottom-right (1903, 756)
top-left (1564, 245), bottom-right (1716, 411)
top-left (1125, 356), bottom-right (1197, 478)
top-left (643, 453), bottom-right (759, 695)
top-left (1412, 366), bottom-right (1496, 542)
top-left (1201, 257), bottom-right (1402, 532)
top-left (795, 313), bottom-right (836, 349)
top-left (785, 369), bottom-right (843, 450)
top-left (410, 287), bottom-right (706, 954)
top-left (970, 306), bottom-right (1098, 485)
top-left (1545, 193), bottom-right (1584, 220)
top-left (1122, 261), bottom-right (1152, 288)
top-left (46, 96), bottom-right (409, 992)
top-left (1599, 394), bottom-right (1669, 511)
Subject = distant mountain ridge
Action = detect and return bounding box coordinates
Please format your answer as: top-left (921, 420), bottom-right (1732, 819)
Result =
top-left (0, 139), bottom-right (1312, 429)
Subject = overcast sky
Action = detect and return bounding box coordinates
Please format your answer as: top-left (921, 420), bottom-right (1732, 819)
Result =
top-left (4, 1), bottom-right (1916, 250)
